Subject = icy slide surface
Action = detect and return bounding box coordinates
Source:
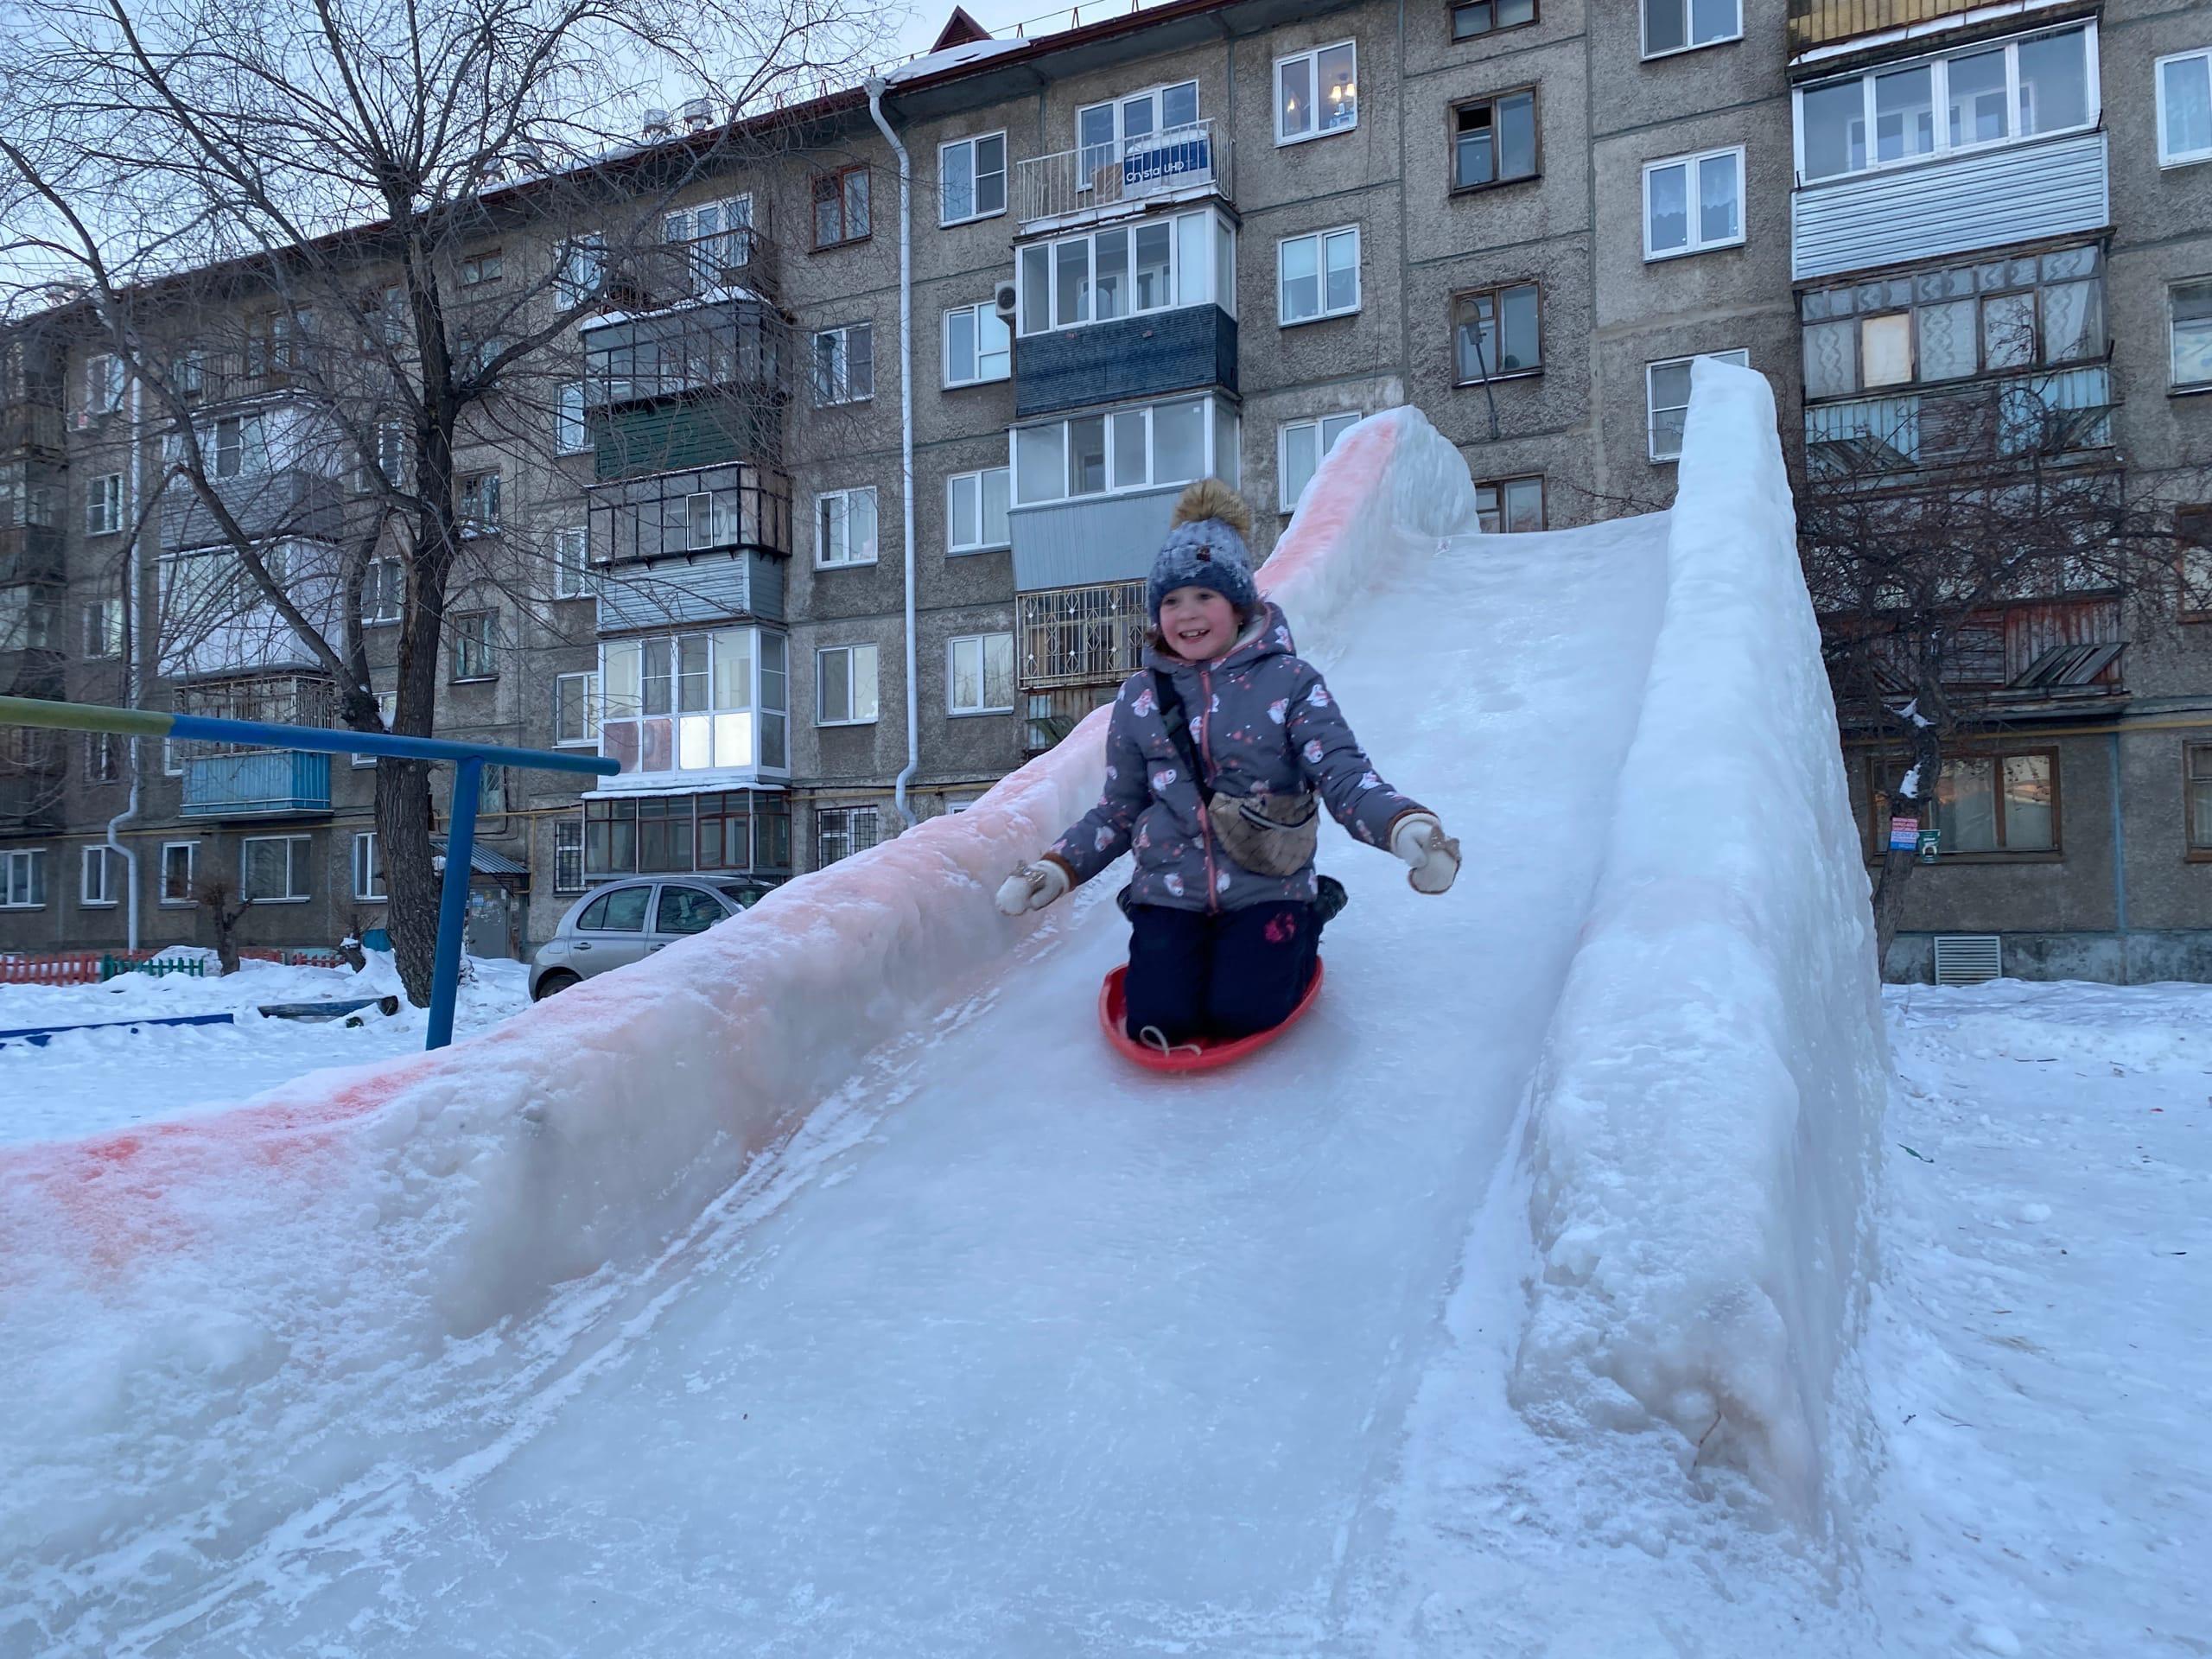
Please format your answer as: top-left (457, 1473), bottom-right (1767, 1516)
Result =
top-left (0, 372), bottom-right (1888, 1655)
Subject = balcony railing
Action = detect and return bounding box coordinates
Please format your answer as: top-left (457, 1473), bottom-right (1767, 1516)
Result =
top-left (1019, 580), bottom-right (1147, 690)
top-left (1786, 0), bottom-right (1982, 56)
top-left (181, 750), bottom-right (333, 818)
top-left (1014, 120), bottom-right (1230, 233)
top-left (1805, 364), bottom-right (2111, 475)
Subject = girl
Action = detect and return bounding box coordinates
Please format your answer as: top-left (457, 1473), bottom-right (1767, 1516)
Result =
top-left (995, 479), bottom-right (1459, 1048)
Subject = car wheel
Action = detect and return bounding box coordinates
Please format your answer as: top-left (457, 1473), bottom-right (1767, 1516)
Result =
top-left (532, 969), bottom-right (582, 1002)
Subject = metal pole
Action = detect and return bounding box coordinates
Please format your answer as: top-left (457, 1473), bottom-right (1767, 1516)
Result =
top-left (426, 757), bottom-right (482, 1052)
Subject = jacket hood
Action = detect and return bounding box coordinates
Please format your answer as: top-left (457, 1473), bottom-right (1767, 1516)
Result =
top-left (1142, 601), bottom-right (1294, 677)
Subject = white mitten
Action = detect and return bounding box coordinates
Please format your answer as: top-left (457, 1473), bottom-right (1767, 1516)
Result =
top-left (994, 859), bottom-right (1071, 917)
top-left (1389, 812), bottom-right (1461, 896)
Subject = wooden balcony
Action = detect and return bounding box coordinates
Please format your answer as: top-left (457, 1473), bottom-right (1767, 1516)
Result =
top-left (1787, 0), bottom-right (1986, 56)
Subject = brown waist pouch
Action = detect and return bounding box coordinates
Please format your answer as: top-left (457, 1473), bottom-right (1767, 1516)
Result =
top-left (1206, 789), bottom-right (1320, 879)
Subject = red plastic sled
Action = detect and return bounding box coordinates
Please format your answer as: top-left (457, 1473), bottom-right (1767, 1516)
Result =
top-left (1098, 958), bottom-right (1325, 1072)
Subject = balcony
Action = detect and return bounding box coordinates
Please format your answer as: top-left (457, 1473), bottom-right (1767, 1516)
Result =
top-left (0, 522), bottom-right (64, 588)
top-left (1787, 0), bottom-right (1988, 58)
top-left (1014, 120), bottom-right (1232, 236)
top-left (1018, 579), bottom-right (1147, 750)
top-left (1805, 364), bottom-right (2111, 476)
top-left (0, 401), bottom-right (64, 458)
top-left (1014, 305), bottom-right (1236, 421)
top-left (181, 751), bottom-right (333, 819)
top-left (159, 467), bottom-right (345, 551)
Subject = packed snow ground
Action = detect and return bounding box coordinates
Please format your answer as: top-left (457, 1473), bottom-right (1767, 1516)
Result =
top-left (0, 958), bottom-right (530, 1145)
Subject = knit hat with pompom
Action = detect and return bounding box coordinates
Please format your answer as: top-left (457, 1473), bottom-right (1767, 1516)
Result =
top-left (1147, 479), bottom-right (1257, 622)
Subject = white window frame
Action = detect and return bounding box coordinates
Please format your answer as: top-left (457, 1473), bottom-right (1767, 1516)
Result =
top-left (364, 556), bottom-right (404, 626)
top-left (2158, 48), bottom-right (2212, 169)
top-left (816, 486), bottom-right (880, 569)
top-left (1642, 145), bottom-right (1745, 262)
top-left (1646, 348), bottom-right (1749, 461)
top-left (2172, 279), bottom-right (2212, 391)
top-left (938, 131), bottom-right (1008, 226)
top-left (80, 844), bottom-right (123, 908)
top-left (240, 834), bottom-right (311, 904)
top-left (554, 525), bottom-right (593, 599)
top-left (0, 848), bottom-right (45, 909)
top-left (352, 830), bottom-right (386, 902)
top-left (1077, 81), bottom-right (1200, 180)
top-left (555, 670), bottom-right (602, 747)
top-left (160, 840), bottom-right (197, 906)
top-left (1276, 226), bottom-right (1362, 327)
top-left (84, 729), bottom-right (122, 785)
top-left (1014, 207), bottom-right (1230, 338)
top-left (1276, 412), bottom-right (1363, 512)
top-left (816, 643), bottom-right (880, 727)
top-left (556, 382), bottom-right (589, 454)
top-left (86, 472), bottom-right (124, 536)
top-left (943, 302), bottom-right (1013, 389)
top-left (810, 322), bottom-right (874, 406)
top-left (1274, 41), bottom-right (1359, 146)
top-left (1010, 395), bottom-right (1239, 508)
top-left (86, 353), bottom-right (122, 414)
top-left (946, 467), bottom-right (1012, 554)
top-left (1791, 23), bottom-right (2101, 185)
top-left (664, 194), bottom-right (755, 280)
top-left (84, 593), bottom-right (124, 658)
top-left (947, 633), bottom-right (1016, 716)
top-left (1641, 0), bottom-right (1742, 61)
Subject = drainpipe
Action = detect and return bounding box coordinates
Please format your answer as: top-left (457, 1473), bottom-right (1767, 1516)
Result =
top-left (2107, 728), bottom-right (2128, 984)
top-left (867, 77), bottom-right (921, 830)
top-left (103, 371), bottom-right (143, 950)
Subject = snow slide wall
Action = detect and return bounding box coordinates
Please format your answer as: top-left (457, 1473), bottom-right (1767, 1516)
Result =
top-left (1507, 358), bottom-right (1888, 1522)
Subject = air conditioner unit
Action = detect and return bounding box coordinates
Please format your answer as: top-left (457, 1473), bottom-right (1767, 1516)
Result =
top-left (992, 281), bottom-right (1019, 322)
top-left (1932, 933), bottom-right (2003, 986)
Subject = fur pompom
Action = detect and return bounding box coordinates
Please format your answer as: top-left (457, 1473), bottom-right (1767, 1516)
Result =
top-left (1170, 478), bottom-right (1252, 541)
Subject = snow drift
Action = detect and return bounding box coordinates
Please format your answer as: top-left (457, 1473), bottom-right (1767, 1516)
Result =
top-left (1507, 359), bottom-right (1888, 1520)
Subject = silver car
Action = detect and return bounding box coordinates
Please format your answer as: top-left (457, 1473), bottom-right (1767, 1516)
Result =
top-left (529, 877), bottom-right (767, 1001)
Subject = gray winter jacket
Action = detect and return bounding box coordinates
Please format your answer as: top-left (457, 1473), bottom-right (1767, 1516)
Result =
top-left (1044, 603), bottom-right (1426, 913)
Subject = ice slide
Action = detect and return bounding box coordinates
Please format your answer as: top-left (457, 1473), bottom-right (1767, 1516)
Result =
top-left (0, 363), bottom-right (1891, 1656)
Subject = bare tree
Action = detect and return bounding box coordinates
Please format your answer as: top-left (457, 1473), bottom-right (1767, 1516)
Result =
top-left (0, 0), bottom-right (873, 1001)
top-left (1796, 372), bottom-right (2195, 964)
top-left (191, 868), bottom-right (251, 975)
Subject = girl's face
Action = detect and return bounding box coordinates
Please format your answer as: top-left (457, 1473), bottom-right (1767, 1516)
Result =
top-left (1159, 587), bottom-right (1240, 662)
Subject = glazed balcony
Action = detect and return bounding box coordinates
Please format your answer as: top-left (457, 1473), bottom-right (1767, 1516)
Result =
top-left (1804, 363), bottom-right (2111, 476)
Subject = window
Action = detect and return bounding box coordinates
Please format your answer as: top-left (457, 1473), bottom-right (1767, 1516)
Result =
top-left (556, 670), bottom-right (601, 747)
top-left (352, 831), bottom-right (386, 901)
top-left (161, 841), bottom-right (197, 905)
top-left (0, 588), bottom-right (57, 652)
top-left (1278, 413), bottom-right (1361, 512)
top-left (2173, 280), bottom-right (2212, 390)
top-left (1452, 91), bottom-right (1538, 190)
top-left (451, 610), bottom-right (498, 681)
top-left (0, 848), bottom-right (43, 909)
top-left (1925, 752), bottom-right (2058, 854)
top-left (1643, 0), bottom-right (1739, 59)
top-left (1014, 207), bottom-right (1231, 336)
top-left (947, 467), bottom-right (1012, 552)
top-left (557, 383), bottom-right (588, 453)
top-left (460, 248), bottom-right (503, 286)
top-left (1276, 41), bottom-right (1358, 144)
top-left (1078, 81), bottom-right (1199, 181)
top-left (1796, 24), bottom-right (2096, 184)
top-left (86, 473), bottom-right (124, 536)
top-left (2189, 744), bottom-right (2212, 852)
top-left (1453, 0), bottom-right (1535, 42)
top-left (817, 644), bottom-right (880, 726)
top-left (817, 805), bottom-right (880, 868)
top-left (84, 594), bottom-right (125, 658)
top-left (357, 420), bottom-right (408, 493)
top-left (173, 351), bottom-right (203, 398)
top-left (1013, 396), bottom-right (1238, 506)
top-left (943, 304), bottom-right (1012, 387)
top-left (84, 730), bottom-right (121, 785)
top-left (1647, 349), bottom-right (1749, 461)
top-left (1, 461), bottom-right (57, 528)
top-left (812, 165), bottom-right (871, 248)
top-left (816, 487), bottom-right (879, 568)
top-left (1799, 246), bottom-right (2107, 404)
top-left (211, 413), bottom-right (265, 479)
top-left (940, 133), bottom-right (1007, 224)
top-left (577, 886), bottom-right (652, 931)
top-left (80, 845), bottom-right (123, 907)
top-left (1453, 283), bottom-right (1542, 383)
top-left (1643, 146), bottom-right (1744, 259)
top-left (811, 322), bottom-right (874, 405)
top-left (242, 835), bottom-right (311, 902)
top-left (555, 818), bottom-right (586, 893)
top-left (364, 556), bottom-right (404, 625)
top-left (585, 791), bottom-right (791, 877)
top-left (1278, 227), bottom-right (1361, 325)
top-left (555, 236), bottom-right (604, 303)
top-left (86, 353), bottom-right (123, 414)
top-left (458, 469), bottom-right (502, 531)
top-left (2181, 507), bottom-right (2212, 620)
top-left (948, 634), bottom-right (1015, 715)
top-left (2161, 49), bottom-right (2212, 168)
top-left (601, 627), bottom-right (787, 779)
top-left (554, 525), bottom-right (592, 600)
top-left (1477, 476), bottom-right (1546, 532)
top-left (665, 195), bottom-right (754, 282)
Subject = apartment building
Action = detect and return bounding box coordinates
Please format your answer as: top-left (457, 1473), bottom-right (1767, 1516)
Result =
top-left (3, 0), bottom-right (2210, 981)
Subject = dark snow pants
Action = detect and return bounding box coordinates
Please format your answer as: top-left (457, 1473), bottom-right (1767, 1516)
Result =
top-left (1123, 900), bottom-right (1319, 1044)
